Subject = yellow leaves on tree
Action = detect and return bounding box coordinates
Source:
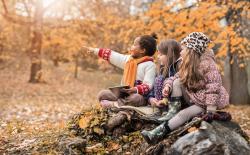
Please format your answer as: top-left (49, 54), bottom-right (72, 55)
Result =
top-left (1, 0), bottom-right (248, 69)
top-left (144, 0), bottom-right (249, 67)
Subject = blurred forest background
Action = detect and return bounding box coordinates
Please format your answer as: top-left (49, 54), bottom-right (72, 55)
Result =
top-left (0, 0), bottom-right (249, 154)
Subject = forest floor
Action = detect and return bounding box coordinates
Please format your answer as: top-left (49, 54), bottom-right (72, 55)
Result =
top-left (0, 58), bottom-right (249, 154)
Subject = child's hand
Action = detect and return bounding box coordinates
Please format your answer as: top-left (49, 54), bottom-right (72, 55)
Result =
top-left (149, 97), bottom-right (158, 106)
top-left (121, 87), bottom-right (137, 94)
top-left (82, 46), bottom-right (95, 54)
top-left (158, 98), bottom-right (168, 105)
top-left (149, 98), bottom-right (165, 107)
top-left (206, 105), bottom-right (217, 114)
top-left (162, 86), bottom-right (170, 97)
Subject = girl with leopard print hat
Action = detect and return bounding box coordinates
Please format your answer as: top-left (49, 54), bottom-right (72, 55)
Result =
top-left (141, 32), bottom-right (229, 145)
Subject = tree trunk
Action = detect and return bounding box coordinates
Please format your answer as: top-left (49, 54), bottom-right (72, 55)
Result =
top-left (246, 60), bottom-right (250, 98)
top-left (230, 55), bottom-right (250, 104)
top-left (223, 1), bottom-right (250, 104)
top-left (74, 52), bottom-right (79, 79)
top-left (29, 0), bottom-right (43, 83)
top-left (223, 36), bottom-right (250, 104)
top-left (223, 34), bottom-right (232, 95)
top-left (53, 59), bottom-right (59, 67)
top-left (223, 38), bottom-right (250, 104)
top-left (0, 43), bottom-right (3, 63)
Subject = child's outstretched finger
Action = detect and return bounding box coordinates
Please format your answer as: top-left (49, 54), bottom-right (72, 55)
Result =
top-left (82, 46), bottom-right (92, 53)
top-left (82, 45), bottom-right (88, 50)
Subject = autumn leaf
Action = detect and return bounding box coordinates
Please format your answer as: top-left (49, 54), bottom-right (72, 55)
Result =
top-left (107, 141), bottom-right (120, 151)
top-left (93, 127), bottom-right (104, 135)
top-left (79, 115), bottom-right (93, 129)
top-left (188, 127), bottom-right (198, 133)
top-left (90, 118), bottom-right (100, 127)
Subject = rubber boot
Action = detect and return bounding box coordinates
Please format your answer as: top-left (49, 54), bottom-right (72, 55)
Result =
top-left (141, 122), bottom-right (171, 144)
top-left (158, 97), bottom-right (182, 122)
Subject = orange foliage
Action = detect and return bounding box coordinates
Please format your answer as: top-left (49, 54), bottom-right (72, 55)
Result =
top-left (0, 0), bottom-right (249, 68)
top-left (144, 0), bottom-right (249, 60)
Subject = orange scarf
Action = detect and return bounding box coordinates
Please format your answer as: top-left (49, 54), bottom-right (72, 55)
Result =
top-left (123, 56), bottom-right (153, 87)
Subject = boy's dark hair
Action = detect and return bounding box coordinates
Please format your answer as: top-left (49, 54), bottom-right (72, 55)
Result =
top-left (139, 33), bottom-right (158, 56)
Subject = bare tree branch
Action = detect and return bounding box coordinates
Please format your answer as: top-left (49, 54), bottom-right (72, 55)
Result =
top-left (1, 0), bottom-right (33, 25)
top-left (1, 0), bottom-right (9, 14)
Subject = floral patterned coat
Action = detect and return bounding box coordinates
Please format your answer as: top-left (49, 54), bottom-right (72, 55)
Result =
top-left (164, 51), bottom-right (229, 110)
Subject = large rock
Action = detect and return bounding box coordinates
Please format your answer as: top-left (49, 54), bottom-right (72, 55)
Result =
top-left (166, 121), bottom-right (250, 155)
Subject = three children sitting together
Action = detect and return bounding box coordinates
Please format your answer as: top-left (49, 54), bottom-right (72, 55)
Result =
top-left (83, 32), bottom-right (229, 144)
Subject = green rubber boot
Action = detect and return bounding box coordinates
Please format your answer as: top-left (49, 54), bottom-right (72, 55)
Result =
top-left (141, 122), bottom-right (171, 144)
top-left (158, 97), bottom-right (182, 122)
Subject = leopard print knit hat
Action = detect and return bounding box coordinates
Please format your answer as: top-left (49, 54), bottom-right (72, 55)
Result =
top-left (181, 32), bottom-right (211, 55)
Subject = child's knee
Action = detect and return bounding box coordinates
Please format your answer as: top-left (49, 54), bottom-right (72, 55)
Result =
top-left (97, 89), bottom-right (117, 101)
top-left (177, 105), bottom-right (205, 121)
top-left (126, 94), bottom-right (146, 106)
top-left (176, 109), bottom-right (192, 121)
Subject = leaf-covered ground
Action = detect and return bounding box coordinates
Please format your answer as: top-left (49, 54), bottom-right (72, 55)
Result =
top-left (0, 59), bottom-right (249, 154)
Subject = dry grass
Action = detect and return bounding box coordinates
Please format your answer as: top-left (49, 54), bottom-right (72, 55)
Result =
top-left (0, 58), bottom-right (249, 154)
